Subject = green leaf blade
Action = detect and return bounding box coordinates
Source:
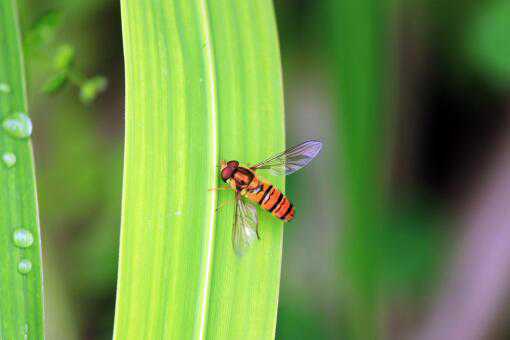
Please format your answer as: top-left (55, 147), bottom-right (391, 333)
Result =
top-left (114, 0), bottom-right (285, 339)
top-left (0, 1), bottom-right (45, 339)
top-left (206, 1), bottom-right (285, 338)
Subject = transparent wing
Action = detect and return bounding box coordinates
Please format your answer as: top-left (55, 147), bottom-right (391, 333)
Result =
top-left (251, 140), bottom-right (322, 176)
top-left (232, 193), bottom-right (259, 257)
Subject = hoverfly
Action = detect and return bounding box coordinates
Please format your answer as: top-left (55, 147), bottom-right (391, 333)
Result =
top-left (217, 140), bottom-right (322, 256)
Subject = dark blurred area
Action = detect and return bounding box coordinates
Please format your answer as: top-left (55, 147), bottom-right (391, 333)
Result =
top-left (18, 0), bottom-right (510, 339)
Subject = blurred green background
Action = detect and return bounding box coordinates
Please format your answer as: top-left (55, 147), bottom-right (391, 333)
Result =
top-left (17, 0), bottom-right (510, 339)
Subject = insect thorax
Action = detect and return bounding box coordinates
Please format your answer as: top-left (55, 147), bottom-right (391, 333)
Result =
top-left (232, 167), bottom-right (255, 187)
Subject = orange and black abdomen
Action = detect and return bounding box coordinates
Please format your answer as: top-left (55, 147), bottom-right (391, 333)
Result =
top-left (245, 179), bottom-right (295, 222)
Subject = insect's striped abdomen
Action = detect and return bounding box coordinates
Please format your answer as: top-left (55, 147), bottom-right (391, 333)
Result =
top-left (245, 179), bottom-right (295, 222)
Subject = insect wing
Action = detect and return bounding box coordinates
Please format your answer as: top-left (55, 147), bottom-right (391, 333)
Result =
top-left (232, 194), bottom-right (259, 257)
top-left (251, 140), bottom-right (322, 176)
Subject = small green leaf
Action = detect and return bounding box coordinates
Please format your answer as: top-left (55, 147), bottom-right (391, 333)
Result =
top-left (79, 76), bottom-right (107, 104)
top-left (53, 44), bottom-right (75, 70)
top-left (24, 10), bottom-right (62, 52)
top-left (31, 10), bottom-right (62, 42)
top-left (42, 72), bottom-right (68, 94)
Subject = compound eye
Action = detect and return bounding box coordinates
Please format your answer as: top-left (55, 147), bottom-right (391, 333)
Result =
top-left (221, 167), bottom-right (235, 182)
top-left (227, 160), bottom-right (239, 168)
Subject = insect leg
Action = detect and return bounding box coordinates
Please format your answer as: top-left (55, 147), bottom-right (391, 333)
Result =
top-left (208, 186), bottom-right (233, 192)
top-left (216, 199), bottom-right (236, 211)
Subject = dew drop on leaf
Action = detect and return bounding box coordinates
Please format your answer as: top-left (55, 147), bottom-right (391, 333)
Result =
top-left (0, 83), bottom-right (11, 93)
top-left (13, 229), bottom-right (34, 248)
top-left (2, 112), bottom-right (33, 139)
top-left (2, 152), bottom-right (16, 168)
top-left (24, 323), bottom-right (29, 340)
top-left (18, 259), bottom-right (32, 274)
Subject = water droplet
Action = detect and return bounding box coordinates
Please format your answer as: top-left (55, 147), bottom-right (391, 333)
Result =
top-left (18, 259), bottom-right (32, 274)
top-left (2, 113), bottom-right (33, 139)
top-left (12, 229), bottom-right (34, 248)
top-left (23, 323), bottom-right (29, 340)
top-left (2, 152), bottom-right (16, 168)
top-left (0, 83), bottom-right (10, 93)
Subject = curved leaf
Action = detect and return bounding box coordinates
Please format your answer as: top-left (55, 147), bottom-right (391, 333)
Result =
top-left (113, 1), bottom-right (285, 339)
top-left (0, 0), bottom-right (44, 338)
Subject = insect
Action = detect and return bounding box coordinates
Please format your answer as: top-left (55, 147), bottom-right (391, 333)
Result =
top-left (216, 140), bottom-right (322, 256)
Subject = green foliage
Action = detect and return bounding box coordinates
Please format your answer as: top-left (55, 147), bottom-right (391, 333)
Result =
top-left (465, 0), bottom-right (510, 86)
top-left (114, 0), bottom-right (285, 339)
top-left (276, 295), bottom-right (336, 340)
top-left (79, 76), bottom-right (107, 104)
top-left (0, 0), bottom-right (44, 338)
top-left (23, 9), bottom-right (62, 52)
top-left (380, 200), bottom-right (445, 294)
top-left (24, 10), bottom-right (107, 102)
top-left (53, 44), bottom-right (76, 70)
top-left (42, 71), bottom-right (68, 94)
top-left (324, 0), bottom-right (390, 339)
